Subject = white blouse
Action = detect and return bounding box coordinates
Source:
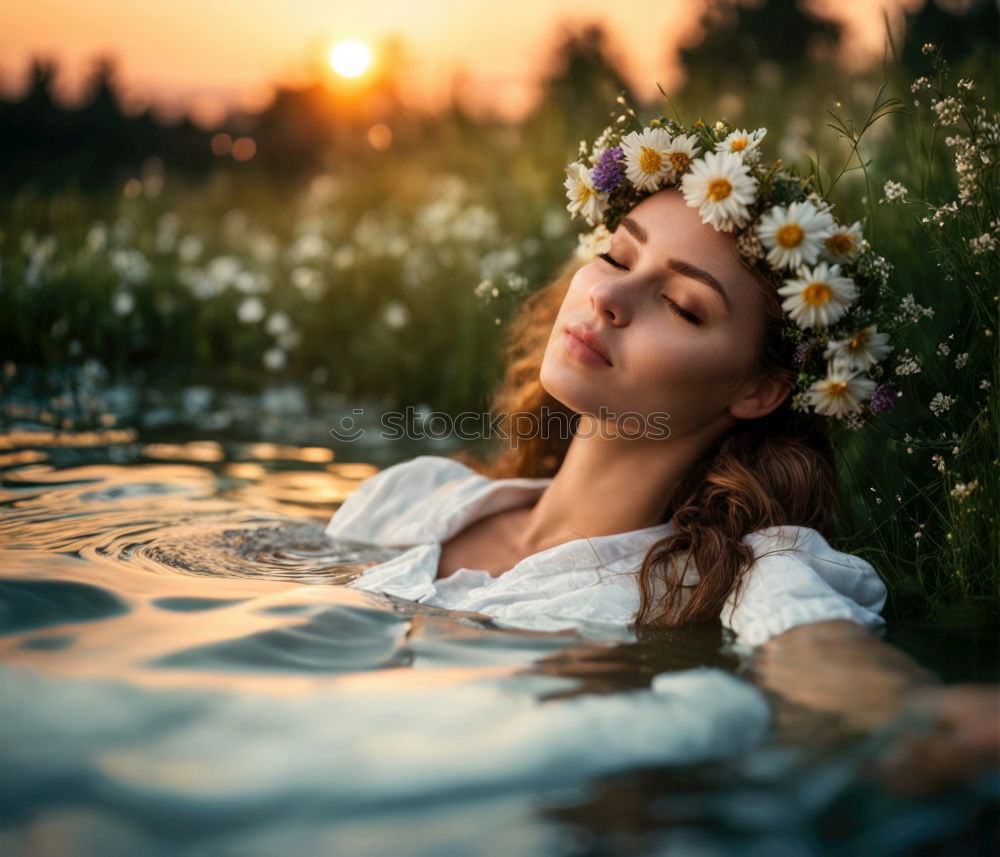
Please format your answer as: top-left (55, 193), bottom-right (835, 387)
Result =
top-left (324, 454), bottom-right (887, 648)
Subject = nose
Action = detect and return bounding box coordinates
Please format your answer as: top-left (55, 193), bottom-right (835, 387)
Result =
top-left (588, 274), bottom-right (641, 325)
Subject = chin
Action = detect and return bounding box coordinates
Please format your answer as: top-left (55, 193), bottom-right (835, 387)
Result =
top-left (539, 361), bottom-right (607, 417)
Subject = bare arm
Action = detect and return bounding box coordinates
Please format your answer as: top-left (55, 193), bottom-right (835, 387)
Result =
top-left (749, 619), bottom-right (1000, 793)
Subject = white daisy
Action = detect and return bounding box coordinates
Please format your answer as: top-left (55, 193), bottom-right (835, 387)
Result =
top-left (823, 324), bottom-right (893, 372)
top-left (757, 200), bottom-right (835, 270)
top-left (663, 133), bottom-right (701, 182)
top-left (619, 126), bottom-right (674, 192)
top-left (822, 220), bottom-right (864, 262)
top-left (806, 359), bottom-right (877, 418)
top-left (680, 151), bottom-right (758, 232)
top-left (777, 262), bottom-right (858, 329)
top-left (575, 223), bottom-right (613, 261)
top-left (715, 127), bottom-right (767, 160)
top-left (564, 161), bottom-right (609, 226)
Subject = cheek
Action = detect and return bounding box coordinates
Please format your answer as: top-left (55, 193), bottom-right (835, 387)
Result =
top-left (625, 323), bottom-right (748, 405)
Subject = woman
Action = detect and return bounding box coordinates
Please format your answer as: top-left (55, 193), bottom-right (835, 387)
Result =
top-left (326, 108), bottom-right (997, 787)
top-left (327, 114), bottom-right (893, 646)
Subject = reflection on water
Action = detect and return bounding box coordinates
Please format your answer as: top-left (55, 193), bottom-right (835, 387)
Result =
top-left (0, 426), bottom-right (994, 856)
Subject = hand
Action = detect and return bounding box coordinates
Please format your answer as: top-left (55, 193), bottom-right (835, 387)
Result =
top-left (873, 684), bottom-right (1000, 795)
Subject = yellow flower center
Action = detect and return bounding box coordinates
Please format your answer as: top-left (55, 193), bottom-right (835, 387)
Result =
top-left (827, 380), bottom-right (848, 396)
top-left (639, 147), bottom-right (663, 174)
top-left (776, 223), bottom-right (804, 248)
top-left (826, 233), bottom-right (855, 255)
top-left (707, 178), bottom-right (732, 201)
top-left (669, 152), bottom-right (692, 172)
top-left (848, 329), bottom-right (869, 351)
top-left (803, 281), bottom-right (831, 305)
top-left (575, 184), bottom-right (594, 202)
top-left (731, 138), bottom-right (748, 151)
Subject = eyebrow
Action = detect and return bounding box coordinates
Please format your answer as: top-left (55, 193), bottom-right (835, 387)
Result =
top-left (619, 215), bottom-right (732, 313)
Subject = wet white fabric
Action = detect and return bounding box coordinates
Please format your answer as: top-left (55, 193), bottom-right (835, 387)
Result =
top-left (325, 455), bottom-right (887, 647)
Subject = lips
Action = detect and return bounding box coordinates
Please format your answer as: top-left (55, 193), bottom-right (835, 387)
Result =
top-left (565, 323), bottom-right (612, 365)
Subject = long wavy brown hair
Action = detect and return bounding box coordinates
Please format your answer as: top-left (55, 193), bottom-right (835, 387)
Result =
top-left (449, 246), bottom-right (840, 628)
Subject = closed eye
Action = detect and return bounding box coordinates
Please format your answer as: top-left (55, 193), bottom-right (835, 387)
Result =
top-left (598, 253), bottom-right (702, 326)
top-left (597, 252), bottom-right (627, 270)
top-left (663, 296), bottom-right (702, 326)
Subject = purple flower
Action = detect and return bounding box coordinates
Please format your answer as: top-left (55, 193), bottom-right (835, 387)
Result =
top-left (869, 382), bottom-right (897, 413)
top-left (592, 147), bottom-right (624, 193)
top-left (793, 338), bottom-right (815, 367)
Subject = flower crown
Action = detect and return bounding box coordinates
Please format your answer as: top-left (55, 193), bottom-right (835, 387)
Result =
top-left (563, 97), bottom-right (901, 426)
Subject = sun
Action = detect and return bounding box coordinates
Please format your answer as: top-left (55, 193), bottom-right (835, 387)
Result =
top-left (328, 40), bottom-right (372, 79)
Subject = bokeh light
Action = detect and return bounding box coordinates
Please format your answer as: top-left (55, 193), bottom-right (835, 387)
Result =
top-left (367, 123), bottom-right (392, 150)
top-left (230, 136), bottom-right (256, 162)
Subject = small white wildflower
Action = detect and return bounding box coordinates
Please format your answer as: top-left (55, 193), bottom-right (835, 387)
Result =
top-left (575, 223), bottom-right (614, 261)
top-left (894, 351), bottom-right (922, 376)
top-left (112, 289), bottom-right (135, 316)
top-left (881, 180), bottom-right (908, 203)
top-left (894, 294), bottom-right (935, 324)
top-left (954, 352), bottom-right (969, 369)
top-left (969, 232), bottom-right (997, 255)
top-left (263, 348), bottom-right (287, 370)
top-left (950, 479), bottom-right (978, 501)
top-left (382, 299), bottom-right (410, 330)
top-left (929, 392), bottom-right (955, 416)
top-left (237, 297), bottom-right (265, 324)
top-left (931, 453), bottom-right (946, 472)
top-left (265, 312), bottom-right (291, 336)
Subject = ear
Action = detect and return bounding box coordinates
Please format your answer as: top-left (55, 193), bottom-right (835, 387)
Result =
top-left (728, 372), bottom-right (793, 421)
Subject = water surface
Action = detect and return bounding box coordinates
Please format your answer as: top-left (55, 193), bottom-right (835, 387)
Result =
top-left (0, 423), bottom-right (995, 857)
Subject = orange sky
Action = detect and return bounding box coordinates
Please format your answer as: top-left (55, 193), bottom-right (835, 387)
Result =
top-left (0, 0), bottom-right (923, 124)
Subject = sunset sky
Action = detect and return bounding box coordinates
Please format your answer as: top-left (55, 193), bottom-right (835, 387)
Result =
top-left (1, 0), bottom-right (921, 124)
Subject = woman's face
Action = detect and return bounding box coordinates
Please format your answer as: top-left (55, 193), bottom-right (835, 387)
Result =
top-left (540, 187), bottom-right (785, 442)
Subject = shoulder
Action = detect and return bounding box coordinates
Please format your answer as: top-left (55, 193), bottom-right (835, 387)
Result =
top-left (722, 525), bottom-right (888, 649)
top-left (324, 454), bottom-right (477, 544)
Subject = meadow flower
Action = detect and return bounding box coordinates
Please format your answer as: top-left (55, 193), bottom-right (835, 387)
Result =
top-left (868, 382), bottom-right (898, 413)
top-left (757, 201), bottom-right (834, 270)
top-left (112, 290), bottom-right (135, 317)
top-left (619, 127), bottom-right (675, 191)
top-left (237, 297), bottom-right (265, 324)
top-left (591, 147), bottom-right (625, 193)
top-left (177, 235), bottom-right (203, 264)
top-left (881, 180), bottom-right (908, 203)
top-left (894, 294), bottom-right (935, 324)
top-left (663, 133), bottom-right (701, 181)
top-left (823, 220), bottom-right (863, 262)
top-left (291, 267), bottom-right (325, 301)
top-left (680, 151), bottom-right (758, 231)
top-left (382, 299), bottom-right (410, 330)
top-left (894, 350), bottom-right (922, 375)
top-left (929, 392), bottom-right (955, 416)
top-left (575, 224), bottom-right (614, 260)
top-left (263, 348), bottom-right (287, 370)
top-left (714, 127), bottom-right (766, 159)
top-left (823, 324), bottom-right (893, 372)
top-left (806, 359), bottom-right (876, 417)
top-left (777, 262), bottom-right (858, 329)
top-left (950, 479), bottom-right (979, 501)
top-left (564, 161), bottom-right (609, 226)
top-left (265, 312), bottom-right (292, 336)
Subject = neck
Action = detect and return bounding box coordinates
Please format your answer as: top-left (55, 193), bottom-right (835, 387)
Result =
top-left (515, 413), bottom-right (720, 556)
